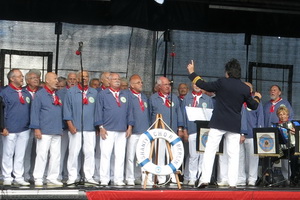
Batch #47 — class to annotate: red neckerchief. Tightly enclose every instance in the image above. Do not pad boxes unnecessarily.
[9,83,25,104]
[44,86,62,106]
[109,87,120,107]
[101,85,106,90]
[66,85,71,89]
[26,85,38,99]
[192,91,202,107]
[130,89,145,111]
[243,102,247,108]
[78,84,89,104]
[179,95,185,101]
[158,92,171,108]
[270,97,282,112]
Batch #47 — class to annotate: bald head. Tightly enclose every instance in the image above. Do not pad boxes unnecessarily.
[100,72,110,88]
[45,72,58,90]
[130,74,143,93]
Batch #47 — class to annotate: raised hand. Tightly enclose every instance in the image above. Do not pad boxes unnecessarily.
[187,60,195,74]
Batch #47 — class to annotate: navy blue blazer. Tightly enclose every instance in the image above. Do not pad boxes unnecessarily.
[189,73,259,133]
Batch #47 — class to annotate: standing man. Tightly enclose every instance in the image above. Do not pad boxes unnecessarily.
[30,72,63,186]
[66,72,78,89]
[56,72,79,182]
[125,74,151,186]
[149,76,184,184]
[95,73,134,186]
[57,77,67,90]
[89,78,100,89]
[24,69,41,184]
[187,59,261,188]
[263,85,293,180]
[181,83,214,186]
[178,83,189,102]
[120,78,129,90]
[94,71,110,182]
[263,85,294,127]
[238,82,264,186]
[98,72,110,91]
[64,70,98,185]
[1,68,31,186]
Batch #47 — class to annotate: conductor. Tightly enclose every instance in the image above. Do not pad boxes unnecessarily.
[187,59,262,188]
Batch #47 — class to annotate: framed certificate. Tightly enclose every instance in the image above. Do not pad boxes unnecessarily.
[253,128,280,157]
[195,121,224,154]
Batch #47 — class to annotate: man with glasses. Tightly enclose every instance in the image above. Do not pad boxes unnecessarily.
[24,69,41,184]
[95,73,134,186]
[125,74,151,186]
[1,68,31,186]
[149,76,184,184]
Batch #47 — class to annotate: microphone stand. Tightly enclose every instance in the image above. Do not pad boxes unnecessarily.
[79,48,85,186]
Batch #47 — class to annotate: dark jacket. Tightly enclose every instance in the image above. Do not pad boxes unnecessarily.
[189,73,259,133]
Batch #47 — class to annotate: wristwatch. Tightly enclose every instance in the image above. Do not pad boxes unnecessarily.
[241,134,245,136]
[99,125,104,129]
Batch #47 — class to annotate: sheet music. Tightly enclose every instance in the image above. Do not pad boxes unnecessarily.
[185,106,213,121]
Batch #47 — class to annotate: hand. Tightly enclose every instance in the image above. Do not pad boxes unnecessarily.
[187,60,195,74]
[67,121,77,134]
[126,126,132,138]
[35,129,42,140]
[291,127,295,135]
[240,135,245,144]
[1,128,9,136]
[99,127,108,140]
[183,129,189,142]
[254,92,262,99]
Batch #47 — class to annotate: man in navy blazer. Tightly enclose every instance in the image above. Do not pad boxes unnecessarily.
[187,58,262,188]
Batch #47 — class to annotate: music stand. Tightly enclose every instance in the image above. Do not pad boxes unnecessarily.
[253,127,283,186]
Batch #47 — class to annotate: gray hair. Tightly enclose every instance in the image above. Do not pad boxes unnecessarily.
[7,68,20,82]
[25,69,41,81]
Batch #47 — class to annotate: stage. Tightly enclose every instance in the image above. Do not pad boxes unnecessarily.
[1,183,300,200]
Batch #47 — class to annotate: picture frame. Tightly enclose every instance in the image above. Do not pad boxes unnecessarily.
[253,127,281,157]
[195,121,224,154]
[294,126,300,155]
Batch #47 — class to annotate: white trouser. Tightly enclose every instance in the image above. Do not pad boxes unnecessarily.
[100,131,127,184]
[2,130,30,182]
[58,129,69,181]
[33,134,61,182]
[217,138,228,183]
[68,131,96,181]
[200,128,240,187]
[188,133,203,182]
[125,134,140,182]
[156,138,176,183]
[94,135,101,181]
[281,159,290,180]
[238,138,259,184]
[0,136,3,180]
[183,140,190,181]
[24,129,34,181]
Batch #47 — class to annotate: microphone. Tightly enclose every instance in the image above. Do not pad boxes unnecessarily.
[76,42,83,55]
